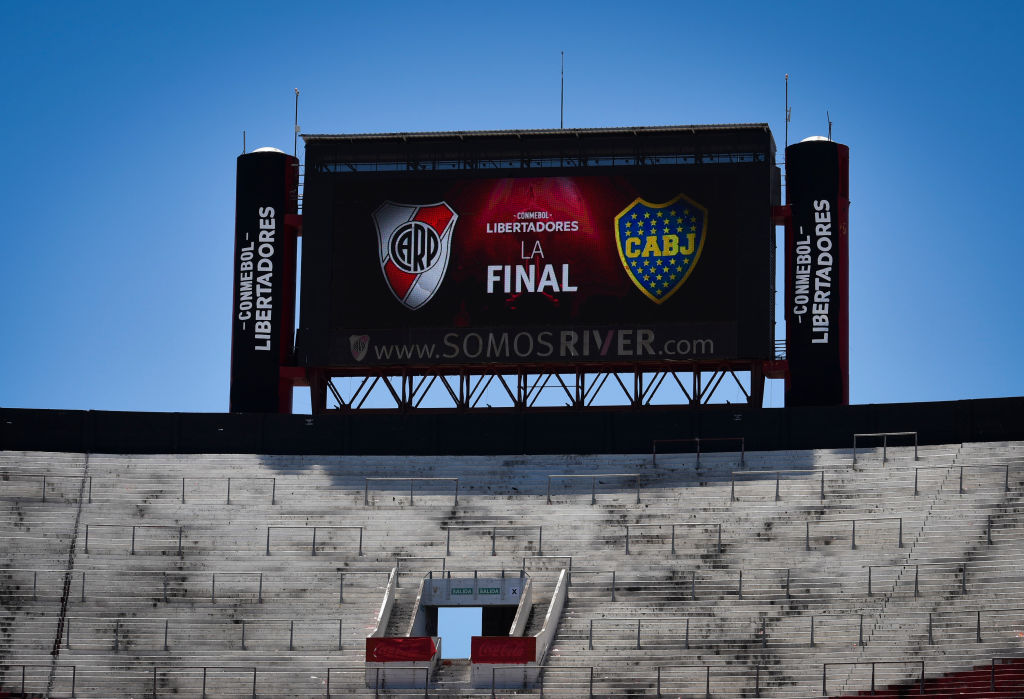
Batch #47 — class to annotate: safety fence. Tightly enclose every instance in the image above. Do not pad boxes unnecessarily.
[652,436,745,466]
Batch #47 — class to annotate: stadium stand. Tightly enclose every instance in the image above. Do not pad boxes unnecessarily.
[2,439,1023,696]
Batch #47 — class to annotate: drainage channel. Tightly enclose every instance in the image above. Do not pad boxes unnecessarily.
[46,452,90,699]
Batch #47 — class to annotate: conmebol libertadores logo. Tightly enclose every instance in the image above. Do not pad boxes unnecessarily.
[373,201,457,310]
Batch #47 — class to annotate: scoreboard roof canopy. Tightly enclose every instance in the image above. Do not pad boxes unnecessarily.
[303,124,776,174]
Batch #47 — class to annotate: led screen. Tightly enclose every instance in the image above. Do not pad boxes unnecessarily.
[299,164,774,369]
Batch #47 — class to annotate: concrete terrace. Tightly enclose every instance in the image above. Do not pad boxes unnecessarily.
[1,439,1023,696]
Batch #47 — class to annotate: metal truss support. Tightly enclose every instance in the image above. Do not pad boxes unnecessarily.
[311,361,766,414]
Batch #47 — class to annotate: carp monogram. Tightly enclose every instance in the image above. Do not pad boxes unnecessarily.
[373,201,458,310]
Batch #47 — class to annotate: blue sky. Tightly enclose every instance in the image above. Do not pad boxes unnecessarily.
[2,1,1022,412]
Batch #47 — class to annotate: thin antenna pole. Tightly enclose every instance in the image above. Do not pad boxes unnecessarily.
[560,51,564,129]
[784,74,789,150]
[827,110,833,141]
[294,88,300,158]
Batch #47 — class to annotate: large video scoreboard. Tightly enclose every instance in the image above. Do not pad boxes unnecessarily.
[296,125,780,371]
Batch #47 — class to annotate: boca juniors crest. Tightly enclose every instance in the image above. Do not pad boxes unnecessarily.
[614,194,707,303]
[373,201,458,310]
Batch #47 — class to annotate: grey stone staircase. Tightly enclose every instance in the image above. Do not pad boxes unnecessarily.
[0,440,1021,696]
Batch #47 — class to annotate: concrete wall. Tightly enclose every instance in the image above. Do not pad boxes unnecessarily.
[2,396,1023,455]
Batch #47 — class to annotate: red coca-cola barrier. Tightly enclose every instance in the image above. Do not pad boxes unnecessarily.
[471,636,537,664]
[365,637,438,662]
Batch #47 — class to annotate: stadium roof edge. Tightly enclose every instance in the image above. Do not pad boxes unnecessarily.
[302,123,773,143]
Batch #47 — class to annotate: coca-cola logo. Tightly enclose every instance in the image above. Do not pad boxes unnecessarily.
[471,636,536,664]
[366,637,437,662]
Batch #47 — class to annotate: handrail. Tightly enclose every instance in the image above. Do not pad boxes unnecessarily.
[369,665,432,696]
[588,616,697,650]
[6,658,1019,697]
[324,667,365,699]
[822,660,924,696]
[487,664,541,692]
[913,461,1022,495]
[1,473,279,505]
[852,431,918,464]
[364,476,458,506]
[623,522,721,554]
[805,516,903,550]
[83,523,183,555]
[181,476,276,504]
[151,666,260,699]
[0,662,62,697]
[806,612,868,647]
[394,556,446,587]
[546,473,640,504]
[266,525,363,556]
[569,567,787,602]
[0,472,88,502]
[7,557,1003,606]
[866,559,972,595]
[59,615,344,652]
[654,664,713,699]
[443,524,542,556]
[730,468,821,501]
[652,436,745,465]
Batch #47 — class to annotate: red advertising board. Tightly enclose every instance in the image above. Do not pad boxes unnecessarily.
[470,636,536,664]
[365,636,438,662]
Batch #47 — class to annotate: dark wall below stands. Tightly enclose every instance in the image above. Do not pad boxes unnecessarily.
[1,397,1022,456]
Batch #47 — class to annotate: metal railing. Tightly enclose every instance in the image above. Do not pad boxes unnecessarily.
[1,556,994,607]
[0,472,86,502]
[364,476,459,506]
[588,616,702,650]
[0,567,399,604]
[6,657,1019,697]
[0,663,59,697]
[369,665,432,697]
[181,476,276,504]
[807,613,868,647]
[805,516,903,550]
[913,461,1022,495]
[83,523,183,555]
[822,660,924,696]
[324,667,364,699]
[652,436,745,465]
[730,468,821,501]
[394,556,447,587]
[806,608,1024,647]
[546,473,640,504]
[623,522,722,554]
[265,525,363,556]
[443,524,542,556]
[57,615,343,652]
[547,566,792,602]
[487,664,539,692]
[852,431,918,464]
[151,666,260,698]
[655,664,714,698]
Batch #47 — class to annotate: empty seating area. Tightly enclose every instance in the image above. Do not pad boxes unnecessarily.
[1,439,1023,696]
